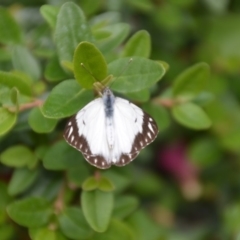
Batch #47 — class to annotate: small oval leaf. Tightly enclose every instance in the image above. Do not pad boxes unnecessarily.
[0,7,22,44]
[172,102,212,130]
[43,140,84,170]
[81,190,114,232]
[92,219,135,240]
[109,57,165,93]
[98,177,115,192]
[42,79,93,119]
[113,196,139,219]
[0,108,17,136]
[97,23,130,53]
[0,71,32,96]
[8,167,39,196]
[173,62,210,98]
[74,42,107,89]
[0,145,35,168]
[12,45,41,81]
[82,177,98,191]
[55,2,93,63]
[122,30,151,58]
[40,5,59,29]
[58,207,93,240]
[7,197,52,228]
[28,108,58,133]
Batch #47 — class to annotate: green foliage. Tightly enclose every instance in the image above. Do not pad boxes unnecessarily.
[7,197,52,228]
[73,42,107,89]
[55,2,92,64]
[109,57,165,93]
[81,190,114,232]
[121,30,151,58]
[0,145,35,167]
[0,7,22,44]
[172,102,211,130]
[42,80,93,118]
[58,207,93,239]
[0,0,239,239]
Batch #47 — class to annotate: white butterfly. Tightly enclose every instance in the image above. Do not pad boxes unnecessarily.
[64,87,158,169]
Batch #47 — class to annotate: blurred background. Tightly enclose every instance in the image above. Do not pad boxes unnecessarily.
[1,0,240,239]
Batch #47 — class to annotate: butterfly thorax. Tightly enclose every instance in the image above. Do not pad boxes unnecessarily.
[102,88,115,151]
[102,88,115,118]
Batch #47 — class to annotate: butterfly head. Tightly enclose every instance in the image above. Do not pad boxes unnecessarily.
[102,87,114,97]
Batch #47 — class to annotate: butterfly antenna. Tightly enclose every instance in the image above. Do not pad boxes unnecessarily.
[108,58,133,88]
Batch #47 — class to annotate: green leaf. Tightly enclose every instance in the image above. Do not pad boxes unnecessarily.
[43,140,85,170]
[113,196,139,219]
[26,173,62,202]
[7,197,52,228]
[55,2,93,64]
[73,41,107,89]
[90,12,121,28]
[0,71,32,96]
[132,170,163,196]
[29,228,67,240]
[0,182,11,210]
[97,23,130,53]
[8,167,39,196]
[0,48,11,62]
[0,7,22,44]
[82,176,115,192]
[12,45,41,81]
[81,190,114,232]
[98,177,115,192]
[40,5,59,29]
[80,0,101,16]
[0,108,17,136]
[128,0,154,12]
[44,55,69,82]
[142,103,170,131]
[42,79,93,119]
[127,210,162,240]
[122,30,151,58]
[0,224,14,240]
[91,219,135,240]
[173,62,210,98]
[125,89,150,103]
[102,170,131,193]
[0,145,35,168]
[172,102,212,130]
[109,57,165,93]
[82,177,98,191]
[58,207,93,240]
[10,87,19,109]
[67,164,90,187]
[187,137,222,167]
[28,108,58,133]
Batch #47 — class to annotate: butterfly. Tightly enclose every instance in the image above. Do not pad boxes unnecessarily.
[64,87,158,169]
